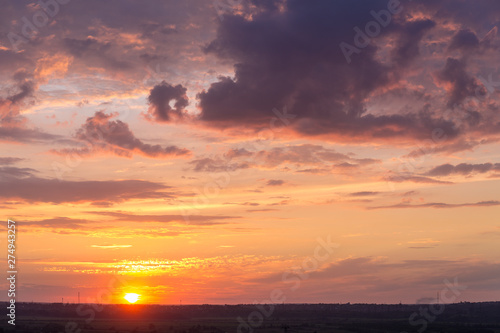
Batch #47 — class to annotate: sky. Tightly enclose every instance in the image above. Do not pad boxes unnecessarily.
[0,0,499,305]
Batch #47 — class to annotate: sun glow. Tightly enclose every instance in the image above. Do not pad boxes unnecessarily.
[124,293,140,303]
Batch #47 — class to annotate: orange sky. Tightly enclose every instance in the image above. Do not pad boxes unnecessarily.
[1,0,499,304]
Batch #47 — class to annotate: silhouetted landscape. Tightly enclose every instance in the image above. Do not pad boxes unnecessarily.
[2,302,500,333]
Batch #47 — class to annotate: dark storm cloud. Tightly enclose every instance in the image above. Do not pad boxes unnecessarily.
[0,0,216,85]
[195,0,461,141]
[436,57,486,107]
[3,0,496,146]
[392,19,436,67]
[63,37,133,71]
[415,0,500,33]
[0,73,59,143]
[0,49,31,77]
[6,79,35,104]
[140,23,177,38]
[448,29,480,52]
[0,74,35,125]
[55,111,190,158]
[426,162,500,176]
[146,81,189,122]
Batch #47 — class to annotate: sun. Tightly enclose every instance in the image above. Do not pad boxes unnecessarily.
[124,293,140,304]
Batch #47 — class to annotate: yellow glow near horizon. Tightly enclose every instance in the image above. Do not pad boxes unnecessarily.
[124,293,140,303]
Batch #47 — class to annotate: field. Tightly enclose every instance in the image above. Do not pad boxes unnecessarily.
[1,302,500,333]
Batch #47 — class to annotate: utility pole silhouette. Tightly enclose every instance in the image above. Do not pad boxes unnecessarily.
[78,292,80,304]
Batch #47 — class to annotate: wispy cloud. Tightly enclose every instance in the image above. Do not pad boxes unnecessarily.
[426,163,500,177]
[369,201,500,210]
[91,244,132,249]
[89,211,241,225]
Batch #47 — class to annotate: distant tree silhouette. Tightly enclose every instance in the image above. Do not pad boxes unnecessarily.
[149,323,158,333]
[41,323,64,333]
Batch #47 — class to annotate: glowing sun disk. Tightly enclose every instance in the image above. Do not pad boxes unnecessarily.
[124,293,140,303]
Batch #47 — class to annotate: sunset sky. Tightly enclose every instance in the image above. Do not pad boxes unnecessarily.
[1,0,499,305]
